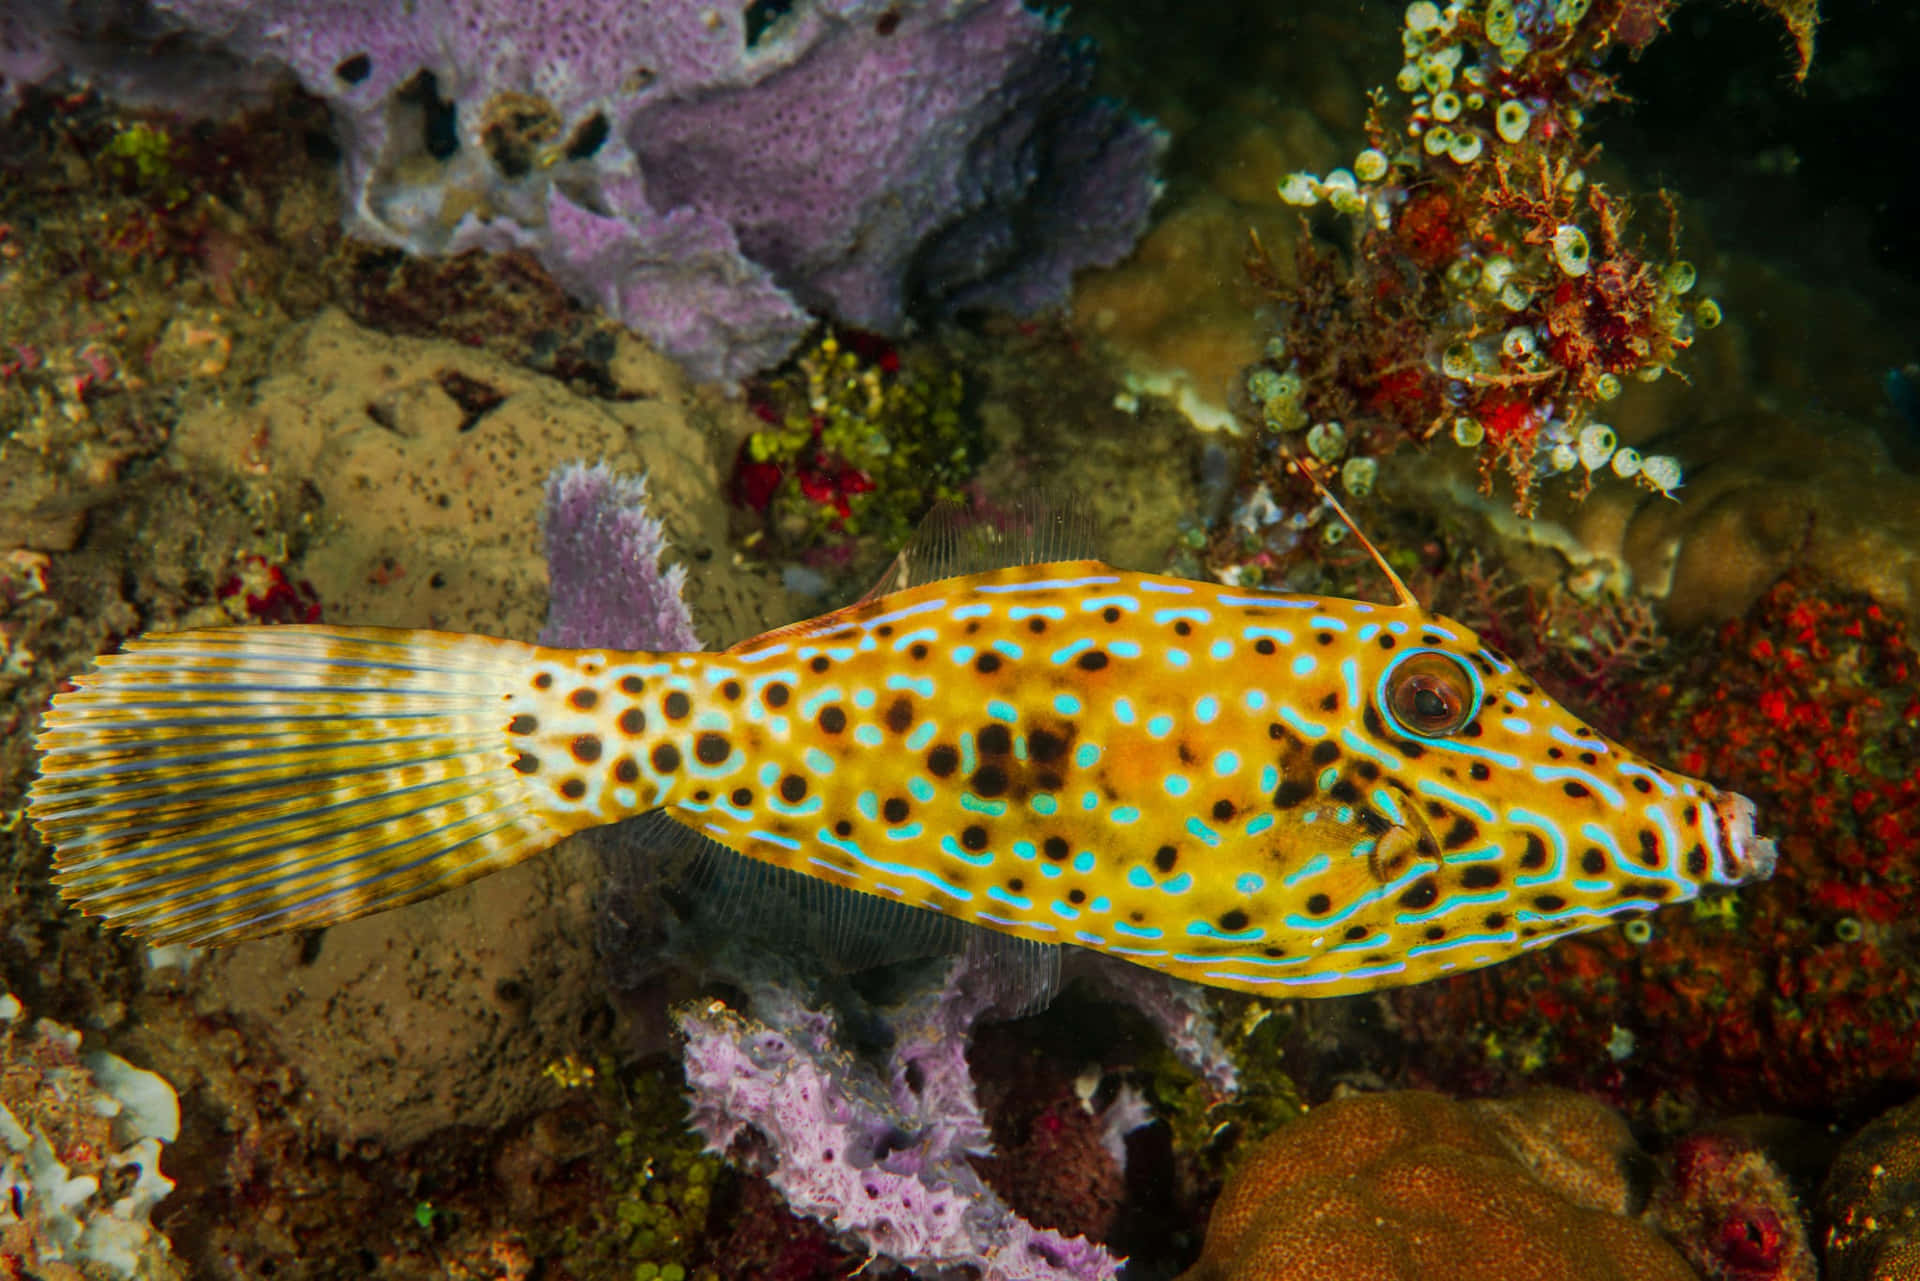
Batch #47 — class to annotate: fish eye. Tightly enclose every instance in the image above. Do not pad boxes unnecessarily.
[1381,650,1479,738]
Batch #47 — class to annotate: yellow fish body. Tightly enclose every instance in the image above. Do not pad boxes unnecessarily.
[28,556,1775,996]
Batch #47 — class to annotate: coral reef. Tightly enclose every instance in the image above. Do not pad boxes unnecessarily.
[1821,1095,1920,1281]
[1177,1088,1697,1281]
[1392,572,1920,1119]
[7,0,1162,384]
[731,327,983,586]
[540,462,700,653]
[1651,1130,1816,1281]
[0,985,183,1279]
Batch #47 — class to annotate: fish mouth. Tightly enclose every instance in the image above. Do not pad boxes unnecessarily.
[1709,791,1778,885]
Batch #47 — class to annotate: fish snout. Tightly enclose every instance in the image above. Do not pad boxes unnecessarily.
[1710,791,1778,886]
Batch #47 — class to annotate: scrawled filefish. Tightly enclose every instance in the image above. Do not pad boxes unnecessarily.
[26,500,1775,997]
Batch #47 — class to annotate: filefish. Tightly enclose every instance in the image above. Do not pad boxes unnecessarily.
[26,500,1776,997]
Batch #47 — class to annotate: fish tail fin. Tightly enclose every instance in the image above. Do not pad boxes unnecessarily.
[27,625,594,947]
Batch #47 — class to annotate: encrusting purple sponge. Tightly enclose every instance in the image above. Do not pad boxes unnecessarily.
[7,0,1163,384]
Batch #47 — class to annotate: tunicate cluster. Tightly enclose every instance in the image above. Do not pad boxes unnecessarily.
[1247,365,1307,432]
[1342,455,1379,496]
[1306,420,1348,462]
[1451,416,1485,447]
[1495,100,1530,144]
[1551,224,1591,276]
[1576,422,1615,470]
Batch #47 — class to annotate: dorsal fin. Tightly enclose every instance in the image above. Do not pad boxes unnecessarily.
[855,490,1103,601]
[1287,453,1420,610]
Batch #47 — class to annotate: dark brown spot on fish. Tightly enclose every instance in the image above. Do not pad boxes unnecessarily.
[1683,803,1698,825]
[1581,847,1607,875]
[692,788,710,803]
[720,680,741,700]
[1027,617,1047,634]
[1029,729,1068,762]
[1357,808,1393,836]
[1442,818,1478,850]
[779,774,807,802]
[1686,844,1708,876]
[1354,760,1382,782]
[966,621,981,634]
[1625,880,1673,899]
[1305,893,1332,915]
[1272,779,1312,808]
[1329,779,1361,805]
[1268,722,1283,739]
[1563,781,1591,799]
[1068,888,1086,904]
[1212,799,1236,821]
[571,734,602,763]
[978,723,1012,756]
[1311,741,1340,766]
[1344,924,1368,940]
[652,743,680,772]
[619,675,644,695]
[911,643,930,660]
[570,688,599,711]
[1263,945,1288,957]
[1463,721,1483,738]
[1402,740,1426,758]
[1173,620,1192,636]
[819,706,847,734]
[614,757,640,785]
[1484,911,1507,929]
[1009,877,1025,893]
[765,682,791,708]
[1461,865,1500,889]
[1255,637,1277,655]
[883,797,910,824]
[1037,771,1063,791]
[1220,909,1250,932]
[512,751,539,774]
[1317,632,1336,646]
[619,708,646,736]
[508,714,538,736]
[1130,910,1146,923]
[1425,801,1447,819]
[884,698,914,734]
[1399,878,1439,909]
[732,787,753,806]
[1424,925,1446,941]
[962,825,989,851]
[1044,836,1070,862]
[875,624,894,638]
[810,656,831,673]
[928,744,959,777]
[1077,650,1109,672]
[1630,776,1653,794]
[1154,845,1178,873]
[835,819,854,837]
[972,765,1008,797]
[975,652,1002,674]
[1638,830,1662,867]
[1520,833,1549,870]
[1379,634,1397,650]
[559,777,587,800]
[534,672,553,690]
[1102,606,1122,623]
[1320,692,1340,712]
[664,691,691,720]
[1177,743,1195,765]
[1421,633,1445,647]
[694,733,730,765]
[1548,746,1565,760]
[1469,762,1492,782]
[1580,751,1598,766]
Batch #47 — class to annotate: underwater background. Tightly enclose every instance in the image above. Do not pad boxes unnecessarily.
[1,0,1917,1278]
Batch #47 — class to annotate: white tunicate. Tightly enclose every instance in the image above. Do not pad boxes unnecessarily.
[1306,420,1348,462]
[1323,522,1349,546]
[1548,443,1578,472]
[1328,188,1367,217]
[1421,59,1454,93]
[1264,335,1287,361]
[1665,260,1697,295]
[1495,99,1530,144]
[1463,64,1488,88]
[1577,422,1617,470]
[1342,456,1380,496]
[1432,42,1464,69]
[1440,340,1479,381]
[1431,90,1463,122]
[1323,168,1358,194]
[1355,148,1389,182]
[1499,37,1531,67]
[1398,63,1425,92]
[1696,298,1724,329]
[1406,1,1442,31]
[1594,372,1622,400]
[1552,224,1591,276]
[1423,126,1454,157]
[1609,446,1642,478]
[1274,371,1304,401]
[1247,369,1284,404]
[1555,0,1590,23]
[1447,130,1484,164]
[1446,257,1481,291]
[1452,416,1485,447]
[1480,256,1515,294]
[1279,173,1321,206]
[1501,326,1537,361]
[1640,453,1683,495]
[1500,280,1533,312]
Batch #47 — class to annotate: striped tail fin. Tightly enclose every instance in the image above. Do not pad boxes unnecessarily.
[27,625,585,947]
